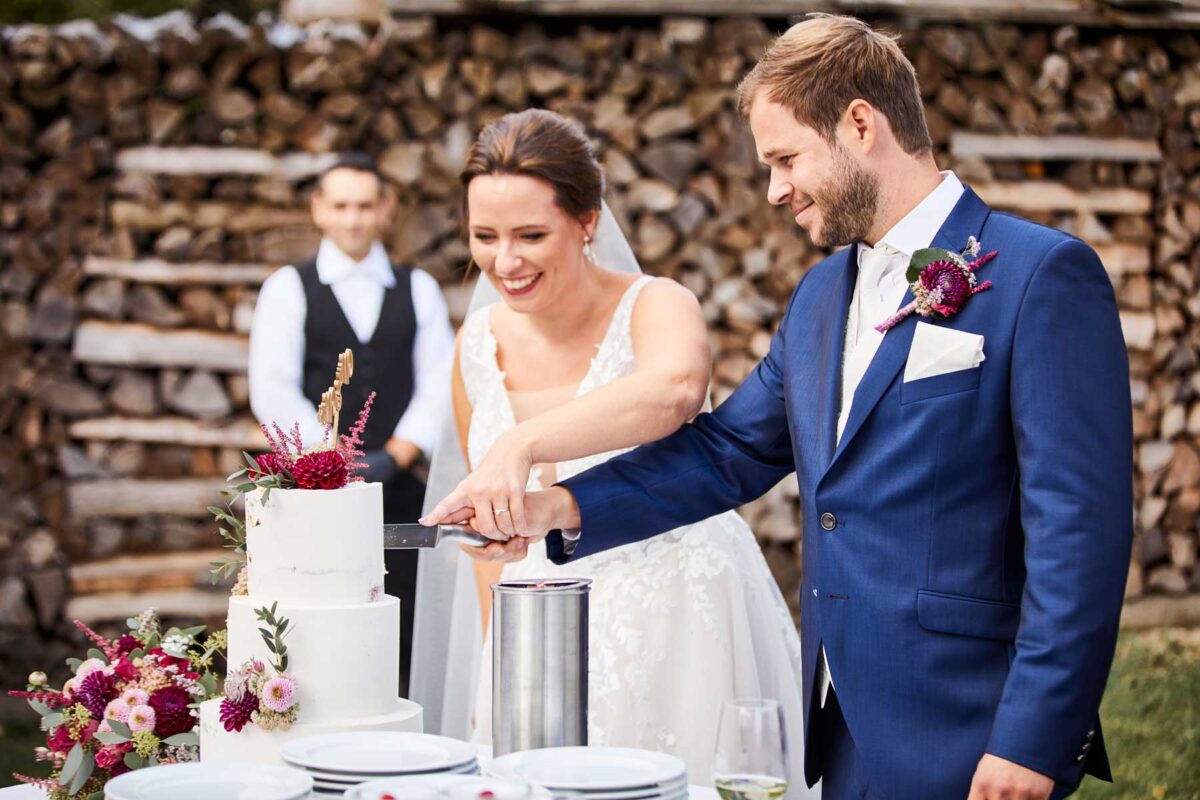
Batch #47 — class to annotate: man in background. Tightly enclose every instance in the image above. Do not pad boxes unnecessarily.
[249,152,455,694]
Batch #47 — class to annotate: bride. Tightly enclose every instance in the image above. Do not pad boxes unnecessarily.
[412,108,815,795]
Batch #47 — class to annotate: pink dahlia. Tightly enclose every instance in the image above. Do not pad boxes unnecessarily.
[104,699,130,723]
[260,676,297,713]
[148,685,194,738]
[219,691,258,732]
[119,687,149,708]
[127,704,156,733]
[292,449,348,490]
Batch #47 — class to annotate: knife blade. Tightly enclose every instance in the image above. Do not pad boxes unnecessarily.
[383,522,492,549]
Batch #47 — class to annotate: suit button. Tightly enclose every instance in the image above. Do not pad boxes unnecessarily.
[820,513,837,531]
[812,589,819,597]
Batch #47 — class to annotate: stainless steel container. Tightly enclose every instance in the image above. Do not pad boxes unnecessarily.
[492,578,591,756]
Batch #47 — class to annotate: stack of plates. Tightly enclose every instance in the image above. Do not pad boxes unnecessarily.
[104,762,312,800]
[348,774,554,799]
[486,747,688,799]
[280,732,479,796]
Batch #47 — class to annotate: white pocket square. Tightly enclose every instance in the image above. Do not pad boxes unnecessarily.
[903,322,985,383]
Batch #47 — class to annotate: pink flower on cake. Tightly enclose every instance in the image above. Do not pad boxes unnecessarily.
[219,690,258,732]
[127,704,156,732]
[260,676,297,713]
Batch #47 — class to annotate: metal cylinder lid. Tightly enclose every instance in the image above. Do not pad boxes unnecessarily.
[491,578,592,594]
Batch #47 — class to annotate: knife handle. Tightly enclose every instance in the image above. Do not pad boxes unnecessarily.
[438,524,492,548]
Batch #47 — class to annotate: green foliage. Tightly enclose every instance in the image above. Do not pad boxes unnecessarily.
[255,601,292,674]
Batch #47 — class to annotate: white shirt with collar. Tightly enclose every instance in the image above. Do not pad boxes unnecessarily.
[818,170,965,708]
[248,238,455,456]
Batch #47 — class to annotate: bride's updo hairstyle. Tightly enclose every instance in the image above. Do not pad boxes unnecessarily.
[460,109,604,224]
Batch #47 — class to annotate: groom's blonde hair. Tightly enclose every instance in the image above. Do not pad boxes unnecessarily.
[737,14,932,155]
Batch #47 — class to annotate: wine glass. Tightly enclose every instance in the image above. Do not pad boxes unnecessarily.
[712,698,789,799]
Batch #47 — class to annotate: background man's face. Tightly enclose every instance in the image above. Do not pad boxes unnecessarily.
[310,168,392,260]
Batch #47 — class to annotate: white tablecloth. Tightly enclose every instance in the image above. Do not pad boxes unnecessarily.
[0,785,718,799]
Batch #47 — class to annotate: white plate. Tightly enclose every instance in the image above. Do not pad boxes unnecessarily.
[487,747,686,791]
[299,759,478,783]
[282,732,478,775]
[104,761,312,800]
[347,774,554,800]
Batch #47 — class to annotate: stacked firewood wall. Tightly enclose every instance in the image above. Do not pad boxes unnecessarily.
[0,11,1196,682]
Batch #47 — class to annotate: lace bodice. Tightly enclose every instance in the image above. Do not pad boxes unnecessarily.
[459,275,653,489]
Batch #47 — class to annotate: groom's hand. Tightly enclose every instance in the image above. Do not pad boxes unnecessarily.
[967,754,1054,800]
[459,488,582,565]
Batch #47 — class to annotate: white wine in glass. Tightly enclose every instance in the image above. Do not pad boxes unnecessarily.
[714,773,789,800]
[712,699,788,800]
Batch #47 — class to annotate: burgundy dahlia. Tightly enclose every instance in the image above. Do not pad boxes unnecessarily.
[291,449,348,490]
[919,260,972,317]
[219,691,258,732]
[75,670,117,720]
[116,635,140,656]
[148,685,194,738]
[251,453,285,479]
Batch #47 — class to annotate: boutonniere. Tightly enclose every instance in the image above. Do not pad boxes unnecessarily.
[875,236,998,333]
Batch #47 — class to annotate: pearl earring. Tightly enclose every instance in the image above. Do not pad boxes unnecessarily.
[583,237,596,263]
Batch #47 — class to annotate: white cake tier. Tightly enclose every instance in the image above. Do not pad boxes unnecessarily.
[226,594,400,723]
[198,697,423,765]
[245,481,384,605]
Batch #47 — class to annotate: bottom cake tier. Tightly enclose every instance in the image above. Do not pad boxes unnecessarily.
[198,697,423,764]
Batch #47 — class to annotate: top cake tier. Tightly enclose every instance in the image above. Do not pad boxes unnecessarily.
[245,481,385,605]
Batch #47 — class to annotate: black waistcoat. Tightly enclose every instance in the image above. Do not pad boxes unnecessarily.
[296,257,417,453]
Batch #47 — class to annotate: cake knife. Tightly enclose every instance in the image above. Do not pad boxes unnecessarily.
[382,523,492,549]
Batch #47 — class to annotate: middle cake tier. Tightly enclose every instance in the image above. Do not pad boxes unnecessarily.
[226,594,400,724]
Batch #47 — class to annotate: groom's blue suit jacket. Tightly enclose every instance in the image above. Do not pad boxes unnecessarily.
[551,187,1133,798]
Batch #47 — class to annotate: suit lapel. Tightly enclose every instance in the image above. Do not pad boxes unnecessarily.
[825,187,992,472]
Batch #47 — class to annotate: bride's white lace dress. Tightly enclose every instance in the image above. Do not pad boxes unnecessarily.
[461,276,816,796]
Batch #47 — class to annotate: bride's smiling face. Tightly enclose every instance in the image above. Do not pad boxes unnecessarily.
[467,173,598,313]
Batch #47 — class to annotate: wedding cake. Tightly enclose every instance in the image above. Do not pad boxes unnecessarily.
[198,480,423,763]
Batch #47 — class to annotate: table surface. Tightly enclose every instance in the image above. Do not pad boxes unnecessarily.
[0,784,719,799]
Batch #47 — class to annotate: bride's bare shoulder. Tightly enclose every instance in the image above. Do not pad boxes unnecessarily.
[631,276,704,323]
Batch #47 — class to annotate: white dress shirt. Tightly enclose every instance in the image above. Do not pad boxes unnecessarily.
[248,238,455,456]
[819,170,965,708]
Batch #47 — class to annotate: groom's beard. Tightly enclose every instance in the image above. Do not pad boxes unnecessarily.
[808,147,879,249]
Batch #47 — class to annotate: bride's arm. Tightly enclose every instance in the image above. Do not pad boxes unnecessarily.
[516,278,710,463]
[423,278,710,539]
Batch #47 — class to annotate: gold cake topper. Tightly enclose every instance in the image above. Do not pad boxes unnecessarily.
[317,349,355,442]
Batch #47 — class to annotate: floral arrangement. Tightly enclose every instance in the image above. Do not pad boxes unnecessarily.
[875,236,999,333]
[210,348,375,585]
[217,603,300,733]
[7,609,225,799]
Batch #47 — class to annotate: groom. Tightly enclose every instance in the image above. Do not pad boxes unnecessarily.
[476,14,1133,800]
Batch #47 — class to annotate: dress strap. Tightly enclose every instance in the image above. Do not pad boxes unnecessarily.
[458,304,500,408]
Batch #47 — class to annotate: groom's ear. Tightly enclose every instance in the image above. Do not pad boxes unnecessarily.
[843,98,882,153]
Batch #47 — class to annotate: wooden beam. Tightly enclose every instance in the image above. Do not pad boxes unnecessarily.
[72,320,248,371]
[1094,243,1152,279]
[66,588,230,624]
[71,549,229,595]
[68,478,233,520]
[952,133,1162,163]
[69,416,267,450]
[116,147,338,181]
[973,181,1152,215]
[111,200,313,232]
[382,0,1200,26]
[83,256,276,286]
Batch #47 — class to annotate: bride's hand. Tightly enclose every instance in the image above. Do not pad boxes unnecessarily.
[420,431,534,539]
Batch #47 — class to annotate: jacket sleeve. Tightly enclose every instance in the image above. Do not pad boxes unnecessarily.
[984,237,1133,783]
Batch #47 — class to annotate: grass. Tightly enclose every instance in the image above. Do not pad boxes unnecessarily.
[0,629,1197,796]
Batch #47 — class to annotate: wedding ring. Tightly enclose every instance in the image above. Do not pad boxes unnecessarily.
[495,508,509,514]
